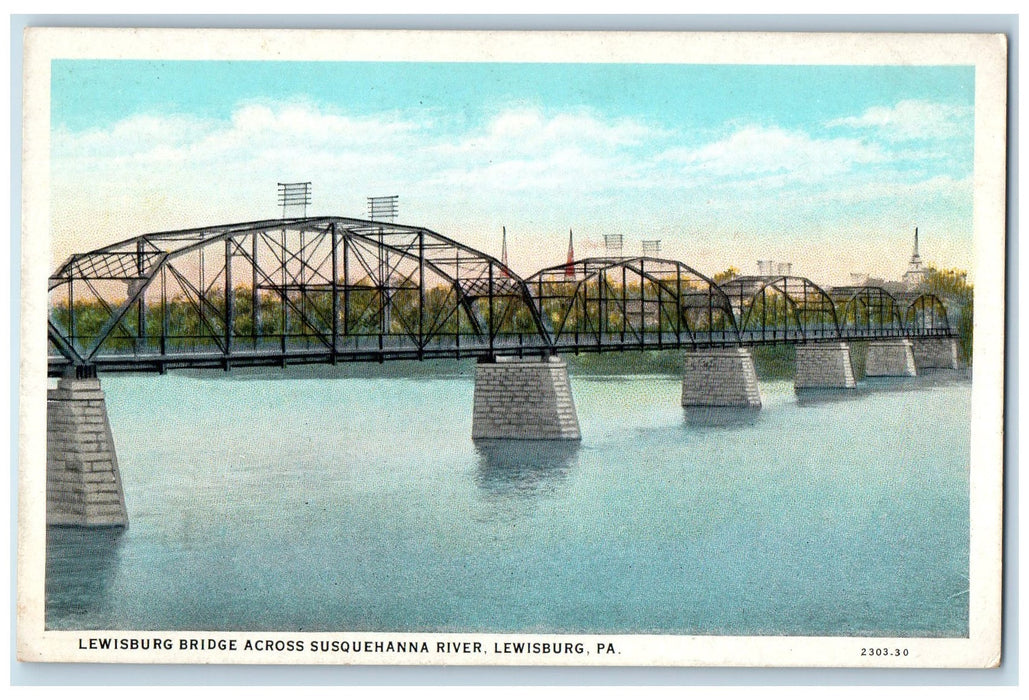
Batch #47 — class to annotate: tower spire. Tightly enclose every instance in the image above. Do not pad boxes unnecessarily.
[500,226,510,277]
[564,229,575,280]
[903,225,926,290]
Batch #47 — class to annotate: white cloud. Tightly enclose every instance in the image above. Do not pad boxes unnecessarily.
[659,126,884,184]
[825,100,973,141]
[52,101,427,168]
[48,101,974,280]
[448,106,658,156]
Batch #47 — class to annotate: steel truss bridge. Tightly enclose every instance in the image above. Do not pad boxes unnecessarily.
[48,217,954,377]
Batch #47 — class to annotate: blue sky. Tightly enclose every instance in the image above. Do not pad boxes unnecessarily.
[49,60,976,284]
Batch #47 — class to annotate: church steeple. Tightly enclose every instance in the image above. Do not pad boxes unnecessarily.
[903,226,927,290]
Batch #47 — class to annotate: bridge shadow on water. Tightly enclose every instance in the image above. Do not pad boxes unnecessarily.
[795,368,971,407]
[682,406,762,430]
[472,440,580,500]
[45,526,125,629]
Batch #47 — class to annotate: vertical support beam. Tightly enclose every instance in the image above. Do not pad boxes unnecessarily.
[160,267,168,359]
[707,284,714,342]
[47,373,128,527]
[488,262,495,352]
[675,269,682,344]
[621,265,627,343]
[418,231,425,353]
[68,278,76,350]
[199,246,205,340]
[224,237,233,359]
[330,224,339,358]
[682,348,762,408]
[639,259,645,349]
[342,234,350,339]
[136,240,146,343]
[252,232,259,346]
[280,229,287,352]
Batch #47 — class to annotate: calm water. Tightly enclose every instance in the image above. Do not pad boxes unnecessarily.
[46,365,970,636]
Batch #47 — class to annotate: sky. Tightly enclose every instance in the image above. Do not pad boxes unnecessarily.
[48,60,976,285]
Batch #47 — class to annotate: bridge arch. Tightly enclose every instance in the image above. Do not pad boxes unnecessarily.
[524,256,739,347]
[48,217,552,372]
[717,276,841,342]
[904,293,952,335]
[831,286,905,338]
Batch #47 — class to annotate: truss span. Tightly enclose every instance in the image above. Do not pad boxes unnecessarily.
[48,217,553,373]
[47,217,958,375]
[830,286,906,339]
[718,275,841,343]
[904,293,952,335]
[525,256,739,349]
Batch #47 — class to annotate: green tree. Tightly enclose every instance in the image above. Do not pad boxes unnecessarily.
[917,265,973,364]
[712,267,740,284]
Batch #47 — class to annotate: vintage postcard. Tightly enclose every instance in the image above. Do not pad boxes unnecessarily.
[18,28,1007,667]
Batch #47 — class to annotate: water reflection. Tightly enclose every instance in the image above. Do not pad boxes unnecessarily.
[796,369,970,407]
[683,407,762,430]
[795,387,868,407]
[473,440,580,499]
[46,526,124,629]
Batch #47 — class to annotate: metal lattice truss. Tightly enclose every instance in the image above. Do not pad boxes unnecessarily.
[525,257,739,348]
[719,276,841,342]
[47,217,955,374]
[48,217,549,371]
[831,286,906,337]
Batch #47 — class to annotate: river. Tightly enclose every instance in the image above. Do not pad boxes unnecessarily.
[46,363,970,636]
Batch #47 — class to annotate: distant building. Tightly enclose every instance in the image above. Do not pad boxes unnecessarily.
[902,227,928,290]
[756,260,792,277]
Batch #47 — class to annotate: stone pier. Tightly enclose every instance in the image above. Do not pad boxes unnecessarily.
[472,356,581,440]
[682,348,762,408]
[911,337,960,370]
[865,339,918,377]
[794,343,856,390]
[47,376,128,527]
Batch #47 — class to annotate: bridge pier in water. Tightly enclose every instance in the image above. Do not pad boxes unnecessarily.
[472,356,581,440]
[682,348,762,409]
[794,342,856,390]
[865,339,918,377]
[911,337,960,370]
[46,373,128,528]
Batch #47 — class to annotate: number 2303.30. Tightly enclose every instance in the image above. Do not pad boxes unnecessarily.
[861,648,909,657]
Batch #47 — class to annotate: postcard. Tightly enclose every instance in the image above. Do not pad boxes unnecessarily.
[18,27,1007,667]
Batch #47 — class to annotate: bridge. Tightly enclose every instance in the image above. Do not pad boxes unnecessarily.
[45,216,961,527]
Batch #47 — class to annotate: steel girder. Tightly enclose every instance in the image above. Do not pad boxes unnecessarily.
[718,275,841,342]
[525,256,740,348]
[48,217,552,372]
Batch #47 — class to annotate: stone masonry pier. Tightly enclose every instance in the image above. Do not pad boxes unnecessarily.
[795,342,856,390]
[682,348,762,408]
[47,376,128,527]
[865,339,918,377]
[911,337,960,370]
[472,356,581,440]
